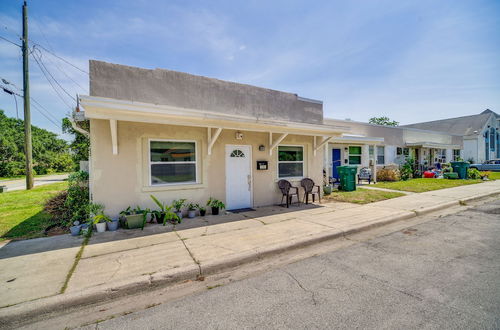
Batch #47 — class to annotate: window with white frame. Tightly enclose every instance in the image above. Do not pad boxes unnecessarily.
[453,149,461,161]
[150,140,197,185]
[376,146,385,165]
[348,146,362,165]
[278,146,304,178]
[435,149,446,163]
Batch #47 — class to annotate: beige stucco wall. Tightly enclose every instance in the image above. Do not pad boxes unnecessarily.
[90,119,324,217]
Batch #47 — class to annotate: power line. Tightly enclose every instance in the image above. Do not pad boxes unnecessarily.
[31,43,88,74]
[1,85,19,119]
[1,76,67,121]
[32,47,76,101]
[1,84,61,129]
[1,22,22,39]
[0,35,21,47]
[38,48,86,90]
[31,51,75,110]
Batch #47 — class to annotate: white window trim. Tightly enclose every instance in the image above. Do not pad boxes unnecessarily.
[148,138,199,187]
[277,144,305,179]
[348,145,362,165]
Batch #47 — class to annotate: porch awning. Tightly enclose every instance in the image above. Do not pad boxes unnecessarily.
[406,142,461,149]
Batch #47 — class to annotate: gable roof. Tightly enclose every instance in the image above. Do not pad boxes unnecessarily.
[401,110,498,136]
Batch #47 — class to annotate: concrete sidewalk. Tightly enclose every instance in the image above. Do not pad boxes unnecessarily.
[1,180,500,320]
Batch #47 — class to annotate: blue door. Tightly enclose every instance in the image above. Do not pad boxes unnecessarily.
[332,149,341,180]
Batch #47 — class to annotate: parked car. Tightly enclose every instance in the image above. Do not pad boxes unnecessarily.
[469,159,500,171]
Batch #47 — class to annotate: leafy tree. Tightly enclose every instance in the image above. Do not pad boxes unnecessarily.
[62,117,89,165]
[0,110,74,177]
[369,116,399,126]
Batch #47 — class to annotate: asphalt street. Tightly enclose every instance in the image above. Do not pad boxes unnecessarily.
[0,174,68,192]
[82,198,499,329]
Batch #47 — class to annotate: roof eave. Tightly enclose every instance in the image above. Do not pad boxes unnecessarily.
[79,95,349,136]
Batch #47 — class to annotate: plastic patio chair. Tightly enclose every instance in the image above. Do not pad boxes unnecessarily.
[277,179,299,208]
[357,167,372,184]
[300,178,321,204]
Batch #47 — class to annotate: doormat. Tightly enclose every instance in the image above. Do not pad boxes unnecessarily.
[227,208,256,213]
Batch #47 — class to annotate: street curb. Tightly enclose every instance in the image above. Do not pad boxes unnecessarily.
[459,191,500,203]
[1,189,499,326]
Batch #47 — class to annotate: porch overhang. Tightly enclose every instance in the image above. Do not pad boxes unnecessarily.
[79,95,350,155]
[406,142,461,149]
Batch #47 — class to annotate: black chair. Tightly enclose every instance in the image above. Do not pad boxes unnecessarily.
[278,179,299,208]
[300,178,321,204]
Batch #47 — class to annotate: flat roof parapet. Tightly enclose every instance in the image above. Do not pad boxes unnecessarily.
[89,60,324,125]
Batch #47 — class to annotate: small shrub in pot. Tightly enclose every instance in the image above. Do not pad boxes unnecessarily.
[207,197,225,215]
[198,205,206,217]
[119,205,148,230]
[150,195,180,225]
[172,199,186,220]
[187,203,198,218]
[89,203,111,233]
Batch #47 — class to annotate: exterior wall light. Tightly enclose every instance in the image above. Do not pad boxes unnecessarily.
[259,145,265,151]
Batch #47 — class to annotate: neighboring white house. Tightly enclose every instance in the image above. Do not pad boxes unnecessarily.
[403,109,500,163]
[323,118,463,181]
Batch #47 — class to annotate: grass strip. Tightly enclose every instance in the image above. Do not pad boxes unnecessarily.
[60,234,90,294]
[373,178,482,193]
[324,188,405,204]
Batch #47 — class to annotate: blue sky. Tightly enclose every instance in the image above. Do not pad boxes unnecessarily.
[1,0,499,136]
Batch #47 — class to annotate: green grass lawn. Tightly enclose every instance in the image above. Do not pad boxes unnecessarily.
[487,172,500,180]
[323,188,405,204]
[0,182,68,241]
[374,178,482,193]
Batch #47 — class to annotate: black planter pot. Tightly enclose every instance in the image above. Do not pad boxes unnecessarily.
[211,207,219,215]
[200,209,206,216]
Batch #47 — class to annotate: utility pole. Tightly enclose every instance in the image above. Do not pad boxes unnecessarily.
[22,0,33,190]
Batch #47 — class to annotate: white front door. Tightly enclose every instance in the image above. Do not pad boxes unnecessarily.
[225,145,252,210]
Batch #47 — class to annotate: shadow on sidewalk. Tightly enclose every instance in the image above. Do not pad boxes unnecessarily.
[0,202,326,260]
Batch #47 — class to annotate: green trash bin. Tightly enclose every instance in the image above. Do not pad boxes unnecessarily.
[337,165,358,191]
[450,161,470,179]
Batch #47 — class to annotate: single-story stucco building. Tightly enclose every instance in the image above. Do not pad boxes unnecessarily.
[78,61,349,216]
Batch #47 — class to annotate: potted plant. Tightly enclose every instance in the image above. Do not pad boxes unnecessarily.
[70,221,81,236]
[198,205,207,217]
[207,197,225,215]
[88,203,111,233]
[81,223,90,235]
[151,195,180,225]
[93,213,112,233]
[172,199,186,220]
[187,203,198,218]
[323,185,332,195]
[119,206,147,230]
[107,217,119,231]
